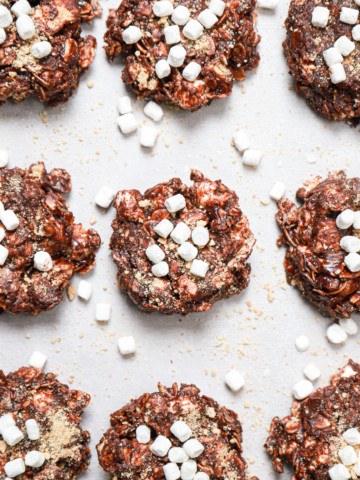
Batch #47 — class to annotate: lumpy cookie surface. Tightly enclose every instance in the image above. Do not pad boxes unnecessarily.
[276,171,360,319]
[110,169,255,314]
[104,0,260,111]
[0,0,101,107]
[0,162,101,315]
[97,382,258,480]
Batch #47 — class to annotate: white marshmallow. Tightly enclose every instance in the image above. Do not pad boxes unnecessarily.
[29,351,47,369]
[303,363,321,382]
[34,251,52,272]
[178,242,198,262]
[164,24,181,44]
[344,252,360,272]
[340,7,358,25]
[170,421,192,442]
[118,113,138,134]
[4,458,25,478]
[242,149,263,167]
[78,280,92,301]
[311,6,329,28]
[122,25,142,44]
[3,426,24,446]
[11,0,31,17]
[323,47,343,67]
[0,6,12,28]
[25,419,40,440]
[164,463,181,480]
[334,36,355,57]
[150,435,172,456]
[340,236,360,253]
[144,101,163,122]
[326,323,347,344]
[257,0,278,8]
[155,219,173,238]
[95,185,116,209]
[146,244,165,264]
[117,96,132,115]
[180,460,197,480]
[352,24,360,41]
[336,209,355,229]
[0,414,15,435]
[118,336,136,355]
[343,428,360,446]
[1,210,19,230]
[25,451,45,468]
[171,5,190,25]
[192,226,209,246]
[208,0,225,16]
[329,63,346,84]
[183,19,203,40]
[233,130,250,153]
[270,181,286,201]
[194,473,209,480]
[183,439,204,458]
[295,335,309,352]
[32,40,51,59]
[342,365,357,378]
[16,14,35,40]
[182,62,201,82]
[140,125,158,148]
[353,212,360,229]
[95,303,111,322]
[152,261,169,277]
[136,425,151,444]
[0,150,7,167]
[168,45,186,67]
[292,380,313,400]
[155,59,171,78]
[0,245,8,266]
[339,446,357,465]
[190,259,209,278]
[0,28,5,44]
[153,0,174,16]
[225,369,245,392]
[339,317,358,336]
[171,222,191,244]
[329,464,351,480]
[198,9,218,28]
[0,228,4,242]
[165,194,186,213]
[169,447,189,463]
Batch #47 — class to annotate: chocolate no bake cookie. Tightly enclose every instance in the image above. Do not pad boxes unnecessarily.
[265,360,360,480]
[104,0,260,111]
[0,367,90,479]
[97,382,258,480]
[284,0,360,125]
[110,169,255,314]
[0,0,101,107]
[0,162,100,315]
[276,171,360,319]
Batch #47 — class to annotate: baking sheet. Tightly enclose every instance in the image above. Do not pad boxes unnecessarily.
[0,0,359,478]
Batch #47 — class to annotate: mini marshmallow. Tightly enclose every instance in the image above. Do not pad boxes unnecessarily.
[34,251,53,272]
[171,222,191,244]
[0,28,5,44]
[178,242,198,262]
[164,463,181,480]
[354,212,360,229]
[95,303,111,322]
[198,9,218,29]
[16,14,35,40]
[192,226,209,246]
[153,0,174,16]
[1,210,19,230]
[0,6,12,28]
[150,435,172,456]
[169,447,189,463]
[136,425,151,444]
[95,185,116,209]
[183,19,203,40]
[336,209,355,229]
[78,280,92,301]
[117,96,132,115]
[25,451,45,468]
[32,41,51,59]
[303,363,321,382]
[140,125,158,148]
[122,25,142,44]
[11,0,31,17]
[208,0,225,16]
[152,261,169,277]
[182,62,201,82]
[311,6,329,28]
[242,149,263,167]
[323,47,343,67]
[344,252,360,272]
[180,460,197,480]
[334,36,355,57]
[0,150,8,167]
[155,219,173,238]
[118,112,138,134]
[25,419,40,440]
[225,369,245,392]
[164,24,181,44]
[118,336,136,355]
[194,474,210,480]
[190,259,209,278]
[170,421,192,442]
[168,45,187,67]
[292,380,313,400]
[233,130,250,153]
[329,464,351,480]
[340,7,358,25]
[327,323,347,344]
[146,244,166,264]
[330,63,346,84]
[352,24,360,41]
[0,245,8,266]
[0,414,15,435]
[0,228,4,242]
[155,59,171,78]
[3,426,24,446]
[183,439,204,458]
[165,194,186,213]
[29,351,47,369]
[270,181,286,201]
[171,5,190,25]
[4,458,25,478]
[340,236,360,253]
[257,0,279,8]
[339,317,358,336]
[339,446,357,465]
[144,101,163,122]
[295,335,309,352]
[343,428,360,446]
[342,365,357,378]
